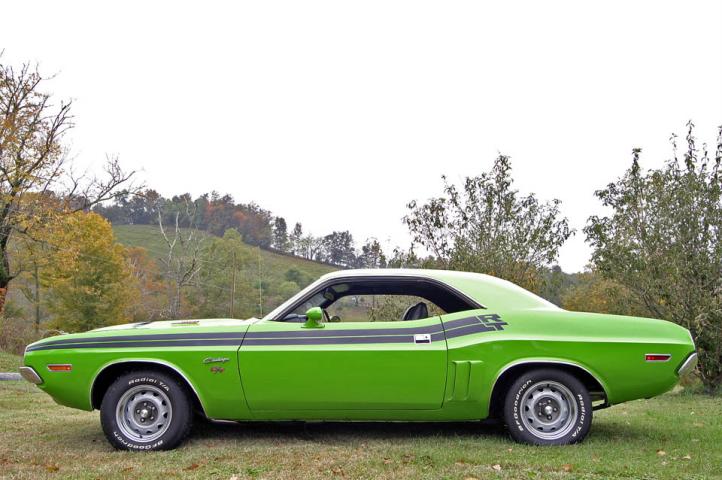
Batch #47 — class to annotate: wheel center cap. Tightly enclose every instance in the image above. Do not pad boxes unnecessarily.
[140,408,150,419]
[543,405,554,415]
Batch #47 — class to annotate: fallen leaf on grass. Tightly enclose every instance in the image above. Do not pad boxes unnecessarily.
[492,464,502,471]
[657,450,666,456]
[184,463,200,471]
[383,458,392,465]
[45,465,59,472]
[562,464,573,472]
[464,477,479,480]
[682,455,692,460]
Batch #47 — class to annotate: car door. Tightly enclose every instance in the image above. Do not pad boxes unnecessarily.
[238,314,448,411]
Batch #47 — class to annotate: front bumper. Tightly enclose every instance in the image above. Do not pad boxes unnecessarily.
[18,366,43,385]
[677,352,698,377]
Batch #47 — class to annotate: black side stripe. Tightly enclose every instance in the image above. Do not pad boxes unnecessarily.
[26,315,507,351]
[26,339,245,352]
[29,316,482,349]
[243,316,480,339]
[243,333,447,346]
[28,331,250,348]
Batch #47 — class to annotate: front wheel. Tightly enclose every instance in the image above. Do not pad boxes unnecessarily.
[503,368,592,445]
[100,370,192,451]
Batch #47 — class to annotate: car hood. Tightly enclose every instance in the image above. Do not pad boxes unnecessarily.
[25,318,257,351]
[91,318,259,332]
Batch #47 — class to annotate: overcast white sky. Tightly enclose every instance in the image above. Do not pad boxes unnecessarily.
[2,1,721,272]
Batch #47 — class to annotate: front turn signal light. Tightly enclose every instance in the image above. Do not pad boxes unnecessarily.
[47,364,72,372]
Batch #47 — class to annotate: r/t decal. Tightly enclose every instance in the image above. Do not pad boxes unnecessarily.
[477,314,508,331]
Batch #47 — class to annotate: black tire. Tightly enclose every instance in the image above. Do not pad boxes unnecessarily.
[503,368,592,446]
[100,369,193,451]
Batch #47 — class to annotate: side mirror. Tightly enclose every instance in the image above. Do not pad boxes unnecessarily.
[302,307,325,329]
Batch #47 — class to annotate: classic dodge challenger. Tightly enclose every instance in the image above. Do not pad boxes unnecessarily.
[20,269,697,450]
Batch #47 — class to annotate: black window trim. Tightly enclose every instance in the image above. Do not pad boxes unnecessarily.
[270,274,485,322]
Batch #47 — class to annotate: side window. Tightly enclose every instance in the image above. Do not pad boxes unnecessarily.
[326,295,445,322]
[275,277,478,322]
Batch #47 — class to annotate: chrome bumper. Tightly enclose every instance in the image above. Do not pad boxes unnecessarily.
[18,366,43,385]
[677,352,698,377]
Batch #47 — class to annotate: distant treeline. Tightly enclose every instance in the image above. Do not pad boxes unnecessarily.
[93,190,387,269]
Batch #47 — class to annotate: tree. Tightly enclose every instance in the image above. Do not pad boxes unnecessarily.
[289,222,303,255]
[561,270,647,316]
[320,230,356,266]
[272,216,289,251]
[0,58,137,312]
[284,268,311,288]
[297,234,323,261]
[43,212,135,332]
[125,246,166,321]
[157,199,205,319]
[192,229,253,319]
[585,123,722,392]
[356,238,387,268]
[404,155,572,292]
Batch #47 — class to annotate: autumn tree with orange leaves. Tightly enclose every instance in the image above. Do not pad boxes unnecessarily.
[0,56,138,313]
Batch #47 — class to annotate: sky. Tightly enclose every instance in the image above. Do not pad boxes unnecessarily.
[2,1,721,272]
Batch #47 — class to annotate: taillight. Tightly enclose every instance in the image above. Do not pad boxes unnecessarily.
[645,354,671,362]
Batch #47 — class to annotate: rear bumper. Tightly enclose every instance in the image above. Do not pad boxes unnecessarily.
[18,366,43,385]
[677,352,698,377]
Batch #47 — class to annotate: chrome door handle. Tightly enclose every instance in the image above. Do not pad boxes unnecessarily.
[414,334,431,344]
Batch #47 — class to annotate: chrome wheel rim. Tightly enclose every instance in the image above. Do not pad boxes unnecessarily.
[116,385,172,442]
[520,380,577,440]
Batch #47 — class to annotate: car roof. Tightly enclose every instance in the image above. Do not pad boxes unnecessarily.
[318,269,559,311]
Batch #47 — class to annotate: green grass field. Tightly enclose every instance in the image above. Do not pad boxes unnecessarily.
[1,351,719,480]
[0,350,21,372]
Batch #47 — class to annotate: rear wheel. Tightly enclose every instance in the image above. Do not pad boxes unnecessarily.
[100,370,192,451]
[503,368,592,445]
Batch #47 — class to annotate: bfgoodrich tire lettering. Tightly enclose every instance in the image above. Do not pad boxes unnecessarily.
[503,368,592,446]
[100,370,192,451]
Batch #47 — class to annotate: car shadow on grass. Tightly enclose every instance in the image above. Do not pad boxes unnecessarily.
[184,414,654,447]
[189,418,510,444]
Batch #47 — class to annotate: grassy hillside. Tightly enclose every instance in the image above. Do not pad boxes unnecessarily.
[112,224,337,316]
[114,224,336,280]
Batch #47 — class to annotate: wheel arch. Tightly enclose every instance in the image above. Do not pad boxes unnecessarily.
[488,359,609,419]
[90,359,207,416]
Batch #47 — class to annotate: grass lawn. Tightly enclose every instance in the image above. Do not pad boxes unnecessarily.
[0,378,719,480]
[0,350,20,372]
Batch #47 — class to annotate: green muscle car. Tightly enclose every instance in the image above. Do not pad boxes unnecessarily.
[20,269,697,450]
